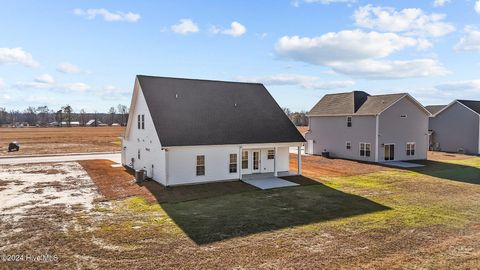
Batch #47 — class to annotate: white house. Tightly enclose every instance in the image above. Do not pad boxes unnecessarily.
[122,75,305,186]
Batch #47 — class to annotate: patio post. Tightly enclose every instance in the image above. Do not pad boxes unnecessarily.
[274,146,278,177]
[239,146,242,180]
[297,145,302,175]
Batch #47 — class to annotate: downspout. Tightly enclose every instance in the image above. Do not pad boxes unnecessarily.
[165,149,169,187]
[375,114,379,162]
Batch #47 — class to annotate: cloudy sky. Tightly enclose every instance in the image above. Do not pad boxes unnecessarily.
[1,0,480,112]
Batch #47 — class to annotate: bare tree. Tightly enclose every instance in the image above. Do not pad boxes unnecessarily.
[117,104,128,126]
[108,107,116,125]
[0,107,7,125]
[24,106,37,126]
[55,110,63,127]
[62,105,73,127]
[79,109,86,126]
[36,106,49,126]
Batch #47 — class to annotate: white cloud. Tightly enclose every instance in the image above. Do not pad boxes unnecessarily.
[0,78,5,90]
[237,74,355,90]
[435,80,480,91]
[434,0,450,7]
[171,19,199,34]
[275,30,418,64]
[35,74,55,84]
[353,5,455,37]
[57,63,82,74]
[455,26,480,51]
[222,21,246,37]
[0,47,39,68]
[292,0,356,7]
[209,21,247,37]
[476,1,480,14]
[63,82,90,92]
[14,76,90,92]
[73,8,140,22]
[328,59,449,79]
[274,30,449,79]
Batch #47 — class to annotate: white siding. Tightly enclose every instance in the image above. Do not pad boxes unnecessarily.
[378,97,429,161]
[122,82,166,185]
[167,145,291,186]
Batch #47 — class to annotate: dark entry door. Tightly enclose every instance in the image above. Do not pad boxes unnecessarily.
[384,144,395,161]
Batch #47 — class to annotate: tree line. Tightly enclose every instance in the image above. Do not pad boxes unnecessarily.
[283,108,308,126]
[0,105,129,127]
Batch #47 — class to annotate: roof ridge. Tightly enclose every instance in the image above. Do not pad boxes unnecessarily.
[137,74,263,85]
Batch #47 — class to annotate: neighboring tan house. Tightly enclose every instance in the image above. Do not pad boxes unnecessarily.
[427,100,480,155]
[305,91,430,162]
[122,75,305,186]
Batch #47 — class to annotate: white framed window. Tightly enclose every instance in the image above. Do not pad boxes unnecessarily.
[137,115,141,129]
[242,151,248,169]
[196,155,205,176]
[406,142,415,156]
[346,116,352,127]
[400,114,407,118]
[267,149,275,159]
[137,149,141,160]
[141,114,145,129]
[346,141,351,150]
[360,143,371,157]
[229,154,237,173]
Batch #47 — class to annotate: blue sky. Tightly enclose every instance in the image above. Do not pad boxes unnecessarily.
[1,0,480,112]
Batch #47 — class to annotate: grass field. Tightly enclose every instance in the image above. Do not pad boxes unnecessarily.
[0,127,125,156]
[1,151,480,269]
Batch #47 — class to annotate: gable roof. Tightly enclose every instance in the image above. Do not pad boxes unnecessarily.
[308,91,409,116]
[457,100,480,114]
[432,100,480,117]
[136,75,305,147]
[307,91,370,115]
[425,105,446,115]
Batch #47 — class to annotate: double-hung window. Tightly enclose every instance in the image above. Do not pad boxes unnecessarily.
[229,154,237,173]
[347,116,352,127]
[242,151,248,169]
[196,155,205,176]
[267,149,275,159]
[141,114,145,129]
[137,115,141,129]
[406,142,415,156]
[360,143,371,157]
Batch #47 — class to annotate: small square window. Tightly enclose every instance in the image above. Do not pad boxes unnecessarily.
[347,116,352,127]
[267,149,275,159]
[400,114,407,118]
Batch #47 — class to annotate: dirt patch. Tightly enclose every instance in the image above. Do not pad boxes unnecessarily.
[78,160,257,203]
[0,126,124,156]
[290,153,395,178]
[428,151,475,161]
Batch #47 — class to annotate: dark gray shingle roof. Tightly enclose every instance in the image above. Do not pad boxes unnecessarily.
[457,100,480,114]
[137,75,305,147]
[425,105,446,115]
[308,91,406,116]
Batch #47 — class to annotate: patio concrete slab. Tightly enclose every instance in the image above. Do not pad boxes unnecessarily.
[382,161,425,168]
[242,177,299,190]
